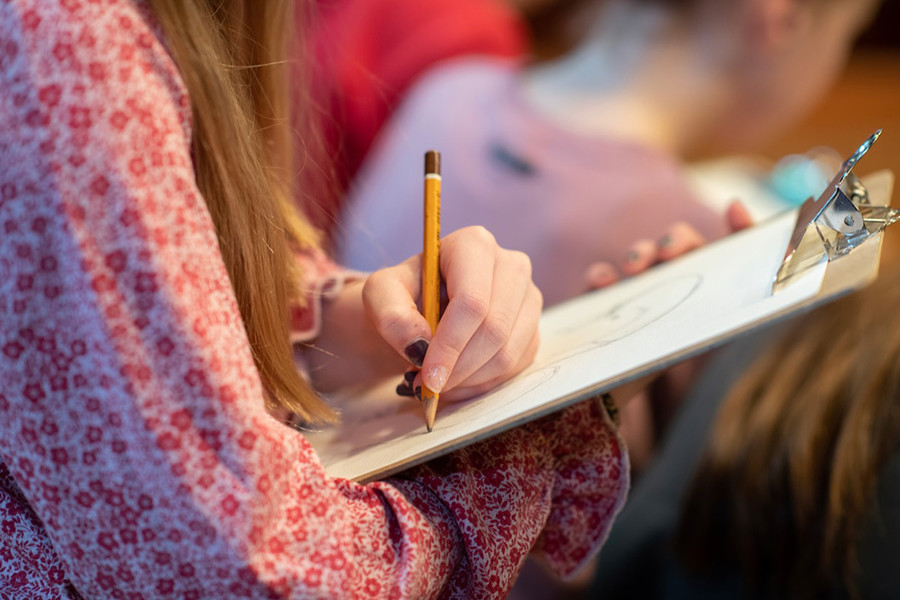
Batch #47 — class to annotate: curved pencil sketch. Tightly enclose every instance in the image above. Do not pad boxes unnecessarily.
[538,274,703,365]
[428,274,706,430]
[315,274,703,460]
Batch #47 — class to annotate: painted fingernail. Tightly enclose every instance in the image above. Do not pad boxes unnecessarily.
[414,386,422,402]
[403,369,418,384]
[659,234,673,249]
[396,382,414,397]
[404,338,429,367]
[424,366,449,393]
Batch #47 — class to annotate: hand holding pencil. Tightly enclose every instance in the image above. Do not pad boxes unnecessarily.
[363,152,543,430]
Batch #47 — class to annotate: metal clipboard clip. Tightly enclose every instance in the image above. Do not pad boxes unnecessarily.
[773,129,899,293]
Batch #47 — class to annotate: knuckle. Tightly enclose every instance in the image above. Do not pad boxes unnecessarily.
[371,305,408,336]
[466,225,496,248]
[481,313,514,349]
[454,291,490,322]
[493,345,520,373]
[507,250,533,279]
[435,336,467,362]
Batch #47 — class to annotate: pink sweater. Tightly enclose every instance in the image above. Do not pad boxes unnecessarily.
[339,59,729,306]
[0,1,627,598]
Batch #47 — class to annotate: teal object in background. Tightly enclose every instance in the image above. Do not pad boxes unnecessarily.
[769,147,842,207]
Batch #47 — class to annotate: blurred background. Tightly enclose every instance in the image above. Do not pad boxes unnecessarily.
[750,1,900,264]
[513,2,900,598]
[309,1,900,597]
[755,0,899,176]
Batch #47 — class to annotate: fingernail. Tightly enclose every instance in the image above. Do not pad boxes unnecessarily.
[588,263,616,282]
[424,366,449,393]
[403,369,418,384]
[414,386,422,402]
[404,338,429,367]
[626,250,641,263]
[396,382,414,397]
[659,234,673,249]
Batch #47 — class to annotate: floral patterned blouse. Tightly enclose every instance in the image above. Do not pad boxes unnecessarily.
[0,1,629,598]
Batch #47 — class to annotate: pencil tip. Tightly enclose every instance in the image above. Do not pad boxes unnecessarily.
[424,395,438,432]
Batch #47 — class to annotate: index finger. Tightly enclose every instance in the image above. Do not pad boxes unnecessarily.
[420,227,497,394]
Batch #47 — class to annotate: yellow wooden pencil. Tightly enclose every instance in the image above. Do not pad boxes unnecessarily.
[422,150,441,432]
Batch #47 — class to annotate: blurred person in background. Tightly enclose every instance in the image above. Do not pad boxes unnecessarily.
[301,0,568,238]
[336,0,878,302]
[327,0,880,597]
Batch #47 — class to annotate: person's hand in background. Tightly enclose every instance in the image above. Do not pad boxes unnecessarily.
[580,201,753,474]
[583,201,753,290]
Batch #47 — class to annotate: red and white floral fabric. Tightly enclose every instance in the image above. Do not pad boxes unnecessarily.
[288,246,365,345]
[0,1,629,598]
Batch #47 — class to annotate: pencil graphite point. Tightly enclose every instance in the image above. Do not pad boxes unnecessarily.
[424,394,438,432]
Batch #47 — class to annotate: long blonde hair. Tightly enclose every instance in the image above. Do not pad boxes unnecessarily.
[147,0,335,423]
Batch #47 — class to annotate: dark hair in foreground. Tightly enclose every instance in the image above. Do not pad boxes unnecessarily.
[675,260,900,599]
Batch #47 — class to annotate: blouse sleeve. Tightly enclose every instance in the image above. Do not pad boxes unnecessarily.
[287,246,365,344]
[0,2,627,599]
